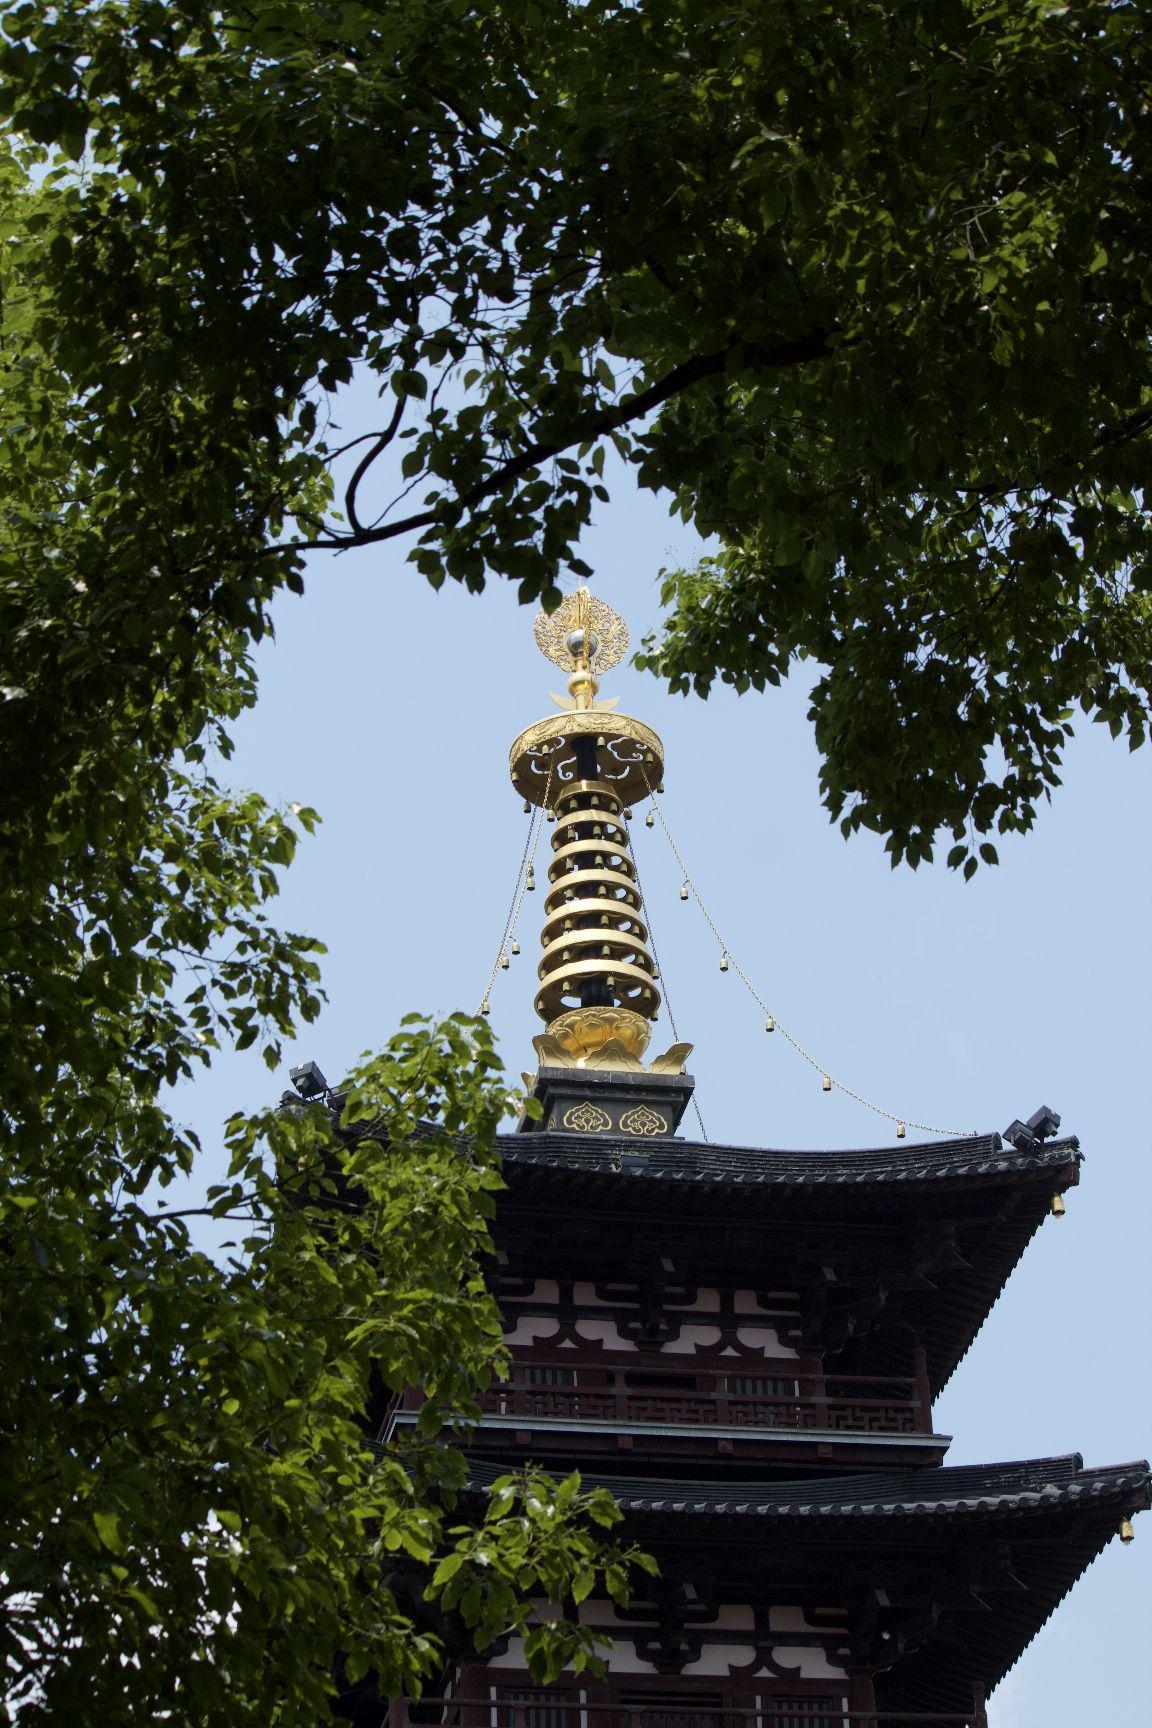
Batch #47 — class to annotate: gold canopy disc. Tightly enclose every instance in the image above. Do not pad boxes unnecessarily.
[534,588,629,674]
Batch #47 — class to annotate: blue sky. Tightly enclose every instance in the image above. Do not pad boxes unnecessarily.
[174,389,1151,1724]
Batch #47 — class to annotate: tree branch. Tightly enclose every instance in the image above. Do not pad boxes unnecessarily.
[344,393,405,536]
[279,328,839,557]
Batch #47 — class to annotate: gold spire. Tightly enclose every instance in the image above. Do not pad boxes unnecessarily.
[509,588,692,1077]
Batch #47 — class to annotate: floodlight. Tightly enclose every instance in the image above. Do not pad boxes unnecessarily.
[1026,1105,1061,1142]
[289,1060,329,1100]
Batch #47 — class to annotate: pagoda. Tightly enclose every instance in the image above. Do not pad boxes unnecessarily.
[376,592,1148,1728]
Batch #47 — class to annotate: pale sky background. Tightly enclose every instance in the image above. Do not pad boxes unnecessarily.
[175,372,1150,1724]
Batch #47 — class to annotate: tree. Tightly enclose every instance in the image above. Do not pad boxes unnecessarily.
[3,1,1151,867]
[2,0,1151,1716]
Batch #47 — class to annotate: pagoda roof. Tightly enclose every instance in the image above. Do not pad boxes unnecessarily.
[496,1130,1080,1393]
[461,1452,1149,1715]
[465,1449,1144,1520]
[498,1127,1078,1196]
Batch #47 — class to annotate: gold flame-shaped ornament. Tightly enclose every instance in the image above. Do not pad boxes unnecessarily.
[509,589,691,1078]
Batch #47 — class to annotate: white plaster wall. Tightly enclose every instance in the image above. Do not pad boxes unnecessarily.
[733,1326,799,1359]
[681,1643,758,1676]
[707,1606,756,1631]
[662,1324,722,1354]
[768,1607,845,1634]
[503,1314,563,1345]
[574,1318,638,1349]
[765,1646,847,1680]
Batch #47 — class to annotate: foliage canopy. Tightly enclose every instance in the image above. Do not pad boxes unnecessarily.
[4,0,1151,865]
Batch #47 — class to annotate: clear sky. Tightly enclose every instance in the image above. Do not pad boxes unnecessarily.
[174,375,1151,1725]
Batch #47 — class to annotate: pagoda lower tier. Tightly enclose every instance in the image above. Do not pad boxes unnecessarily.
[360,1114,1148,1727]
[373,1452,1147,1728]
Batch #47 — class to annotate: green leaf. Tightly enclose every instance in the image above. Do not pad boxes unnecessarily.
[93,1511,123,1553]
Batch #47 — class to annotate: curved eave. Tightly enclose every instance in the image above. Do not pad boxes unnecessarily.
[498,1129,1078,1195]
[497,1132,1081,1395]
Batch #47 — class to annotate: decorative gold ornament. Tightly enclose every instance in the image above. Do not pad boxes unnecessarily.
[1051,1193,1066,1217]
[647,1041,694,1076]
[562,1101,613,1133]
[510,712,665,811]
[620,1104,669,1137]
[546,1006,652,1063]
[534,587,629,676]
[1119,1518,1135,1544]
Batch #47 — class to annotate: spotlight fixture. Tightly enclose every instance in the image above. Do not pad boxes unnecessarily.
[1026,1104,1062,1142]
[1003,1119,1035,1151]
[289,1060,330,1101]
[1003,1104,1062,1152]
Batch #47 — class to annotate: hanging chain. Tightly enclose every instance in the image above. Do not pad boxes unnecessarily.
[478,756,555,1015]
[624,810,709,1144]
[639,774,972,1139]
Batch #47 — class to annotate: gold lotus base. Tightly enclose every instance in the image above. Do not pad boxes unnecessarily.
[532,1008,693,1079]
[547,1007,652,1062]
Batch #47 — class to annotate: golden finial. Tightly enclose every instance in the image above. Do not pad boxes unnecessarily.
[533,586,630,713]
[509,585,689,1078]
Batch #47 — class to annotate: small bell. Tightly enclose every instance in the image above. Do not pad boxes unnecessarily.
[601,945,612,957]
[500,953,510,970]
[1051,1193,1066,1217]
[1119,1518,1135,1544]
[656,783,665,795]
[624,807,633,820]
[719,953,729,973]
[679,883,689,901]
[645,811,655,828]
[591,795,601,807]
[523,799,532,814]
[480,999,491,1016]
[652,969,660,981]
[765,1017,775,1033]
[822,1075,832,1092]
[511,940,520,955]
[596,735,606,747]
[896,1122,906,1139]
[547,809,556,823]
